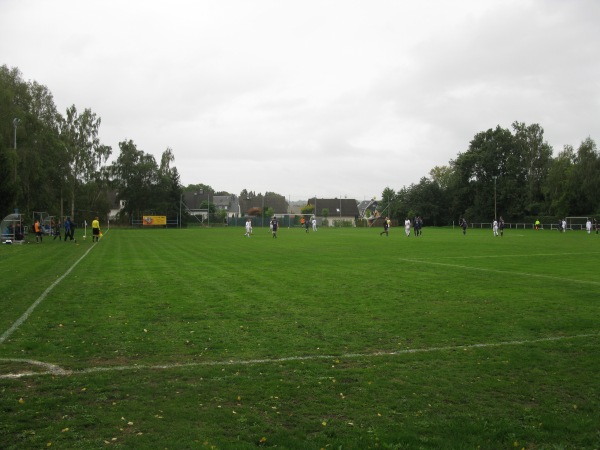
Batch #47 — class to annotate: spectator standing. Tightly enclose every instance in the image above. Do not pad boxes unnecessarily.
[64,217,74,242]
[53,220,61,241]
[34,219,42,243]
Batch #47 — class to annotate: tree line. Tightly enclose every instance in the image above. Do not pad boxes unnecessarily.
[378,123,599,225]
[2,65,598,227]
[1,65,181,225]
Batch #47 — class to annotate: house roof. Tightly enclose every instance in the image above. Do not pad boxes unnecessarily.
[213,195,233,207]
[357,199,379,217]
[307,198,359,217]
[106,190,121,209]
[182,192,240,213]
[288,204,304,214]
[182,191,206,210]
[238,194,288,215]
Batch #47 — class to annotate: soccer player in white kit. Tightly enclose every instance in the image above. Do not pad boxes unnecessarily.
[404,218,411,237]
[493,219,498,236]
[244,218,252,237]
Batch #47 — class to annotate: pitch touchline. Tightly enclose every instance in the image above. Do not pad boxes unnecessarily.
[397,258,600,286]
[0,333,596,379]
[0,244,96,345]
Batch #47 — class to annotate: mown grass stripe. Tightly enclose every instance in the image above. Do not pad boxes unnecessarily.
[0,244,96,344]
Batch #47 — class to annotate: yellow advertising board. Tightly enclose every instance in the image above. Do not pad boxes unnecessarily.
[143,215,167,226]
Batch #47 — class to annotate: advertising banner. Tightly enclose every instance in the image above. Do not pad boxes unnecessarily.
[143,215,167,226]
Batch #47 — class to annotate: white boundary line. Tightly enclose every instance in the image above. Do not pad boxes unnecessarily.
[397,258,600,286]
[0,244,96,345]
[1,333,597,379]
[435,251,600,260]
[0,358,70,378]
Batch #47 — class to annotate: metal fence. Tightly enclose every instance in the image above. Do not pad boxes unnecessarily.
[465,222,590,231]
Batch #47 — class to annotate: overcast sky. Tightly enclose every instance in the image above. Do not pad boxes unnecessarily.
[2,0,598,201]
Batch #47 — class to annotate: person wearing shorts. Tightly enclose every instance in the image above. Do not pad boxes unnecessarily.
[92,216,101,242]
[34,219,42,243]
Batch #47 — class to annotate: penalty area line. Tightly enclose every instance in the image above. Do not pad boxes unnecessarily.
[0,333,597,379]
[0,245,96,345]
[434,251,600,260]
[398,258,600,286]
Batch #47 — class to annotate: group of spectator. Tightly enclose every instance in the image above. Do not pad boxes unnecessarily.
[33,217,76,243]
[3,223,24,241]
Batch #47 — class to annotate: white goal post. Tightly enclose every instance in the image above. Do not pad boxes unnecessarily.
[565,216,589,231]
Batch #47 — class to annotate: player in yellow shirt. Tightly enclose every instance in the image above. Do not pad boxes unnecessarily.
[92,217,101,242]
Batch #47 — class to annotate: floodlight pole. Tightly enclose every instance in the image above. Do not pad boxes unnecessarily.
[199,189,205,226]
[13,118,19,150]
[13,118,20,182]
[179,193,182,229]
[198,189,211,226]
[492,176,497,221]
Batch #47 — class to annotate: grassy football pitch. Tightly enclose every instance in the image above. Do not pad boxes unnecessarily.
[1,225,599,449]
